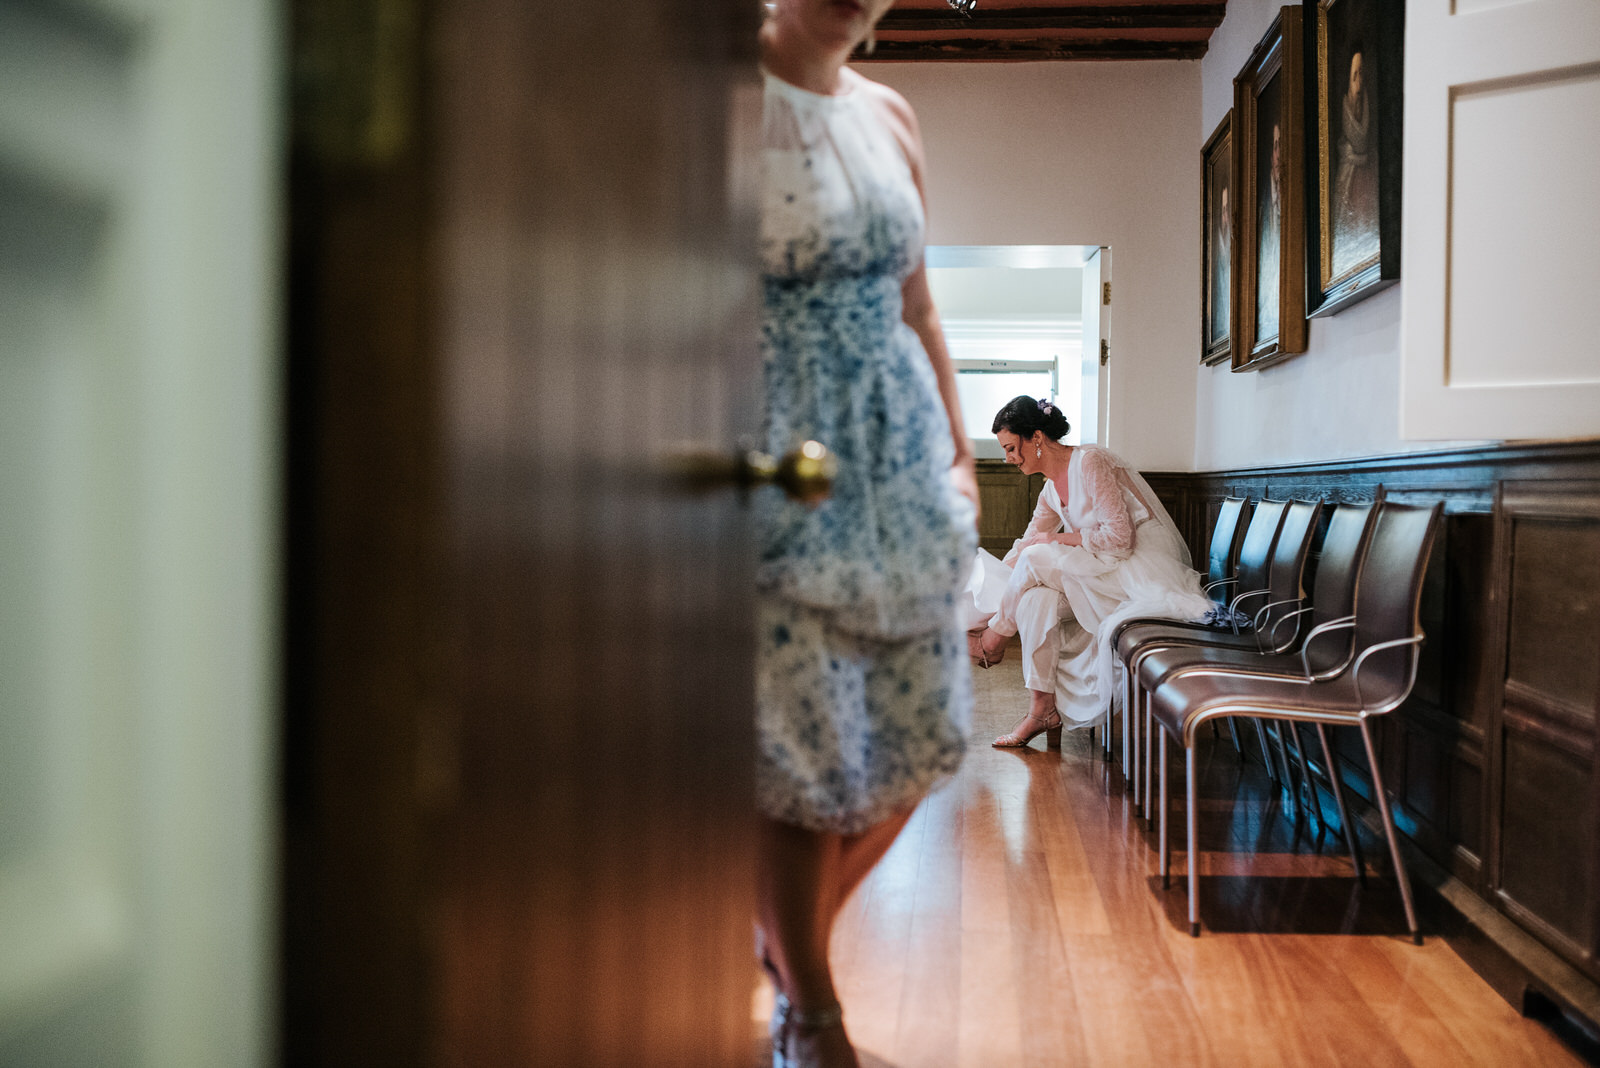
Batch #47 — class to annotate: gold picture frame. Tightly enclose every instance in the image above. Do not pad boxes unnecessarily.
[1308,0,1403,317]
[1201,112,1235,366]
[1233,6,1308,371]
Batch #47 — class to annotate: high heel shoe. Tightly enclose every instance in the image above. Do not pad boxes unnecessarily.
[992,708,1064,749]
[769,992,791,1068]
[967,628,1007,668]
[778,1001,853,1068]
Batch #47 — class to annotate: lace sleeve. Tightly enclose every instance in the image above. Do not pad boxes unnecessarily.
[1077,449,1135,557]
[1003,486,1065,566]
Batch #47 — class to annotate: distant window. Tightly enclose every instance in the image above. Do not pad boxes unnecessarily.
[954,358,1058,441]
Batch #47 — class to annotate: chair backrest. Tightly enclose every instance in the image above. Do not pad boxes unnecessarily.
[1349,501,1443,709]
[1303,501,1379,673]
[1259,499,1322,646]
[1234,499,1289,607]
[1205,497,1250,601]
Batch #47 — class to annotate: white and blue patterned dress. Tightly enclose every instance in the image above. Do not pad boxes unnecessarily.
[756,69,977,835]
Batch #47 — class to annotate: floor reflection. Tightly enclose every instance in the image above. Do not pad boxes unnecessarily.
[750,642,1584,1066]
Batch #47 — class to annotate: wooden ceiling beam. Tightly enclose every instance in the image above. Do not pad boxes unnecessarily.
[863,37,1210,60]
[876,4,1226,33]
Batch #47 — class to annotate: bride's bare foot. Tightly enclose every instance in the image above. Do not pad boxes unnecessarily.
[966,627,1008,668]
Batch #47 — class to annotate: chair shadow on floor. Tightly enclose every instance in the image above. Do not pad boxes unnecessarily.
[1150,873,1416,937]
[1142,729,1427,939]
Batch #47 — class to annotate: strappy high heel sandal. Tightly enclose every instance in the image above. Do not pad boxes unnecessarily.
[967,628,1008,668]
[992,707,1064,749]
[769,992,791,1068]
[778,1001,852,1068]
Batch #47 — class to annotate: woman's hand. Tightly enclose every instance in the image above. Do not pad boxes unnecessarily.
[950,456,980,521]
[1020,530,1082,549]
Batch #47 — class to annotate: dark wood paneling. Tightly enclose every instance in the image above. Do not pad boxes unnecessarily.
[1145,441,1600,997]
[1506,517,1600,715]
[1500,729,1596,964]
[1488,481,1600,988]
[976,460,1043,557]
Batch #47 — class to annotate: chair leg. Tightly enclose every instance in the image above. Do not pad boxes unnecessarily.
[1187,743,1200,937]
[1359,720,1421,945]
[1122,667,1135,788]
[1226,717,1244,758]
[1130,680,1139,800]
[1144,694,1156,822]
[1317,723,1366,885]
[1292,724,1325,830]
[1108,672,1118,762]
[1159,726,1170,889]
[1251,718,1279,784]
[1272,722,1299,812]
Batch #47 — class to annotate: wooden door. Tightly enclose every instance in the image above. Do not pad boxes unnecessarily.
[1078,247,1110,446]
[1401,0,1600,440]
[283,2,764,1066]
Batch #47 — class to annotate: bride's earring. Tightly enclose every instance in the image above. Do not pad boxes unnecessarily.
[1035,445,1042,459]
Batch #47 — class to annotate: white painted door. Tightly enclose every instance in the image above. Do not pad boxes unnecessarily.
[0,1,278,1065]
[1079,246,1113,445]
[1401,0,1600,440]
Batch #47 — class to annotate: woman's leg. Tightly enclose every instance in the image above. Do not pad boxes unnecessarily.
[758,818,842,1013]
[834,807,915,916]
[759,809,915,1068]
[758,806,917,993]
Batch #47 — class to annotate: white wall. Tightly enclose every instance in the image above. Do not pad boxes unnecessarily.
[1195,0,1480,468]
[0,0,280,1062]
[867,61,1202,471]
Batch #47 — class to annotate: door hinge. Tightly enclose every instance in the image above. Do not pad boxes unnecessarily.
[1102,282,1111,305]
[1099,339,1109,365]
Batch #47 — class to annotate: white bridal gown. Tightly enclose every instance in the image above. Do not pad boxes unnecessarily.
[970,444,1213,727]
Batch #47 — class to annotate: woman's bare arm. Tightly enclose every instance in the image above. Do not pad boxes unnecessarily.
[856,72,979,516]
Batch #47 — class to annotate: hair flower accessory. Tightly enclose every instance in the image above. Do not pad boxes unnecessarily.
[1037,397,1054,415]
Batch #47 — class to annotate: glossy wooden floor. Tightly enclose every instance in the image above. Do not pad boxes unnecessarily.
[756,645,1585,1067]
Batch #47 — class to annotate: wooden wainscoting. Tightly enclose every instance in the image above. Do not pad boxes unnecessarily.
[976,459,1044,558]
[1143,440,1600,1024]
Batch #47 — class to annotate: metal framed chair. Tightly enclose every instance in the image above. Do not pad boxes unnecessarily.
[1116,498,1285,810]
[1133,500,1377,856]
[1105,496,1249,772]
[1150,501,1441,943]
[1119,499,1323,818]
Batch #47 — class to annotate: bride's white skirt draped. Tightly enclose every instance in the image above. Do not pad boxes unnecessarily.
[965,522,1213,727]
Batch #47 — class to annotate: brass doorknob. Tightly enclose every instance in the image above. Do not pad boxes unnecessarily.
[670,440,837,505]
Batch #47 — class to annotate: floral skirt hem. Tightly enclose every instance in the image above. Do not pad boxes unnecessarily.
[755,592,971,836]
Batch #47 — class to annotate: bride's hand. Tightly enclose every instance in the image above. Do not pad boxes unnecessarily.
[950,456,980,522]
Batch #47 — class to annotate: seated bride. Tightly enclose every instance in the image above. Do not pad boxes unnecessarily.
[966,396,1213,748]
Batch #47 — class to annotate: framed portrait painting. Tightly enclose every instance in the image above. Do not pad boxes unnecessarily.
[1233,6,1308,371]
[1307,0,1403,317]
[1201,113,1234,366]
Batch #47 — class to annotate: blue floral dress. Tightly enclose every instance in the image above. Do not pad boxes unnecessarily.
[756,69,977,834]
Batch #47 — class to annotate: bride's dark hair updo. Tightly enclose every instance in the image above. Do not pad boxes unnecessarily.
[992,395,1070,443]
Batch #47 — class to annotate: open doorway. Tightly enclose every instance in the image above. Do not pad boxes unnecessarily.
[927,244,1109,456]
